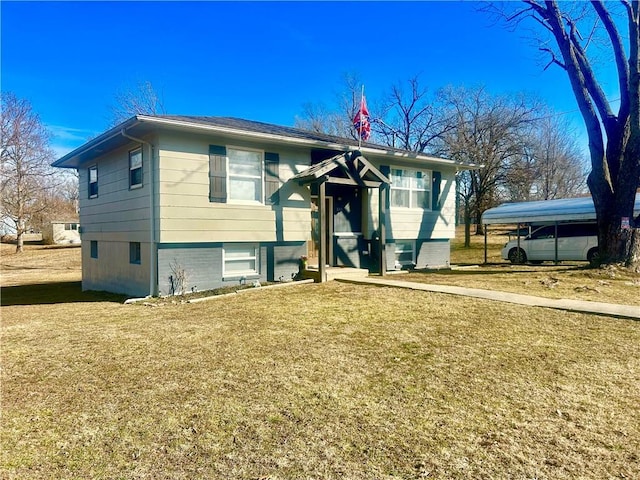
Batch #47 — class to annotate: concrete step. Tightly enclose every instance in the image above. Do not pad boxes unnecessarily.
[302,266,370,282]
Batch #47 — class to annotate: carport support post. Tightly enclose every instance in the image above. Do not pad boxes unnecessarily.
[554,221,559,265]
[484,225,488,264]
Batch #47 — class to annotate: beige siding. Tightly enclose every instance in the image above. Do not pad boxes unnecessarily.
[78,141,152,241]
[365,163,457,240]
[156,132,311,243]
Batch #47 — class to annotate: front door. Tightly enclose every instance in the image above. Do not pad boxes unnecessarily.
[308,196,333,267]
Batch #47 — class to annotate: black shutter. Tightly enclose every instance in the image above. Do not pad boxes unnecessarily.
[432,171,442,211]
[264,152,280,205]
[209,145,227,203]
[380,165,391,210]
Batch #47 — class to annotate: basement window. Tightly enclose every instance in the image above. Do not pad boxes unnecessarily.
[129,242,141,265]
[394,240,415,269]
[223,243,259,277]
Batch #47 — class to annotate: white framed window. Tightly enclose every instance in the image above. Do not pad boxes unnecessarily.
[129,148,143,188]
[88,165,98,198]
[390,167,431,209]
[223,243,259,277]
[64,223,78,231]
[394,240,415,269]
[227,148,263,203]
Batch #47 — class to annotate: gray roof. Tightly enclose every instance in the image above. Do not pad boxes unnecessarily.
[158,115,377,148]
[53,115,482,169]
[481,193,640,225]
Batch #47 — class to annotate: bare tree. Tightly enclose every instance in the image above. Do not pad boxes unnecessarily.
[1,92,57,252]
[442,86,539,237]
[374,76,450,154]
[504,115,588,201]
[295,73,363,140]
[294,102,348,137]
[499,1,640,268]
[110,80,166,125]
[532,116,588,200]
[295,74,453,151]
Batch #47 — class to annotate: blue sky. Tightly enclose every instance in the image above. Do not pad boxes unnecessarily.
[1,1,619,158]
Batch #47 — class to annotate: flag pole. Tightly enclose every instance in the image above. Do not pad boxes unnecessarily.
[358,85,364,149]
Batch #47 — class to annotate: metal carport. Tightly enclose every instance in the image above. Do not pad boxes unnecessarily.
[480,194,640,264]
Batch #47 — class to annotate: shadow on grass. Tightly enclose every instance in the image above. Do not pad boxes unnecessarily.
[1,281,128,306]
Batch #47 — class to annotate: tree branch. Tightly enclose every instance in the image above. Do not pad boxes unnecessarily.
[564,16,614,126]
[592,0,629,123]
[540,47,566,70]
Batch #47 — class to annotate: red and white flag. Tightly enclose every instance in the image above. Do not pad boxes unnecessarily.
[353,95,371,141]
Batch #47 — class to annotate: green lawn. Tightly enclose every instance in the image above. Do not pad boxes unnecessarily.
[2,281,639,479]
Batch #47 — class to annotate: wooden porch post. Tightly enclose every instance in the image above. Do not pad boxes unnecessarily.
[379,184,387,276]
[319,179,327,282]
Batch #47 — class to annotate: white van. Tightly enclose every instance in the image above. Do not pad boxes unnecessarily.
[501,223,599,264]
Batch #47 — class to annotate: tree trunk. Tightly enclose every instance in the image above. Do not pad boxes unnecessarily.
[626,228,640,270]
[15,232,24,253]
[15,219,24,253]
[599,220,640,271]
[588,142,640,271]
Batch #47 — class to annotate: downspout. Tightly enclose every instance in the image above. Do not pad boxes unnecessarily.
[121,129,157,297]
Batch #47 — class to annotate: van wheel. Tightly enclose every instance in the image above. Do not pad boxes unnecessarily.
[508,248,527,264]
[587,248,600,266]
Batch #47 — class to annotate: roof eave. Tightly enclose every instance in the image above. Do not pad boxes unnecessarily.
[51,116,141,169]
[134,116,479,169]
[52,115,482,170]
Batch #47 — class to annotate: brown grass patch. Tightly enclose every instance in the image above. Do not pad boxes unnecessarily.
[2,239,639,478]
[1,243,81,287]
[425,227,640,306]
[403,264,640,306]
[3,280,640,479]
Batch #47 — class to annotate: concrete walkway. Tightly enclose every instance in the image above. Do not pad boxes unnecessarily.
[335,276,640,320]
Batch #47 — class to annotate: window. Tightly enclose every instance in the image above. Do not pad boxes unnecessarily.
[90,240,98,259]
[129,242,141,265]
[530,226,555,240]
[228,148,263,203]
[223,244,259,276]
[394,240,415,269]
[88,166,98,198]
[390,167,431,209]
[129,148,143,188]
[64,223,78,231]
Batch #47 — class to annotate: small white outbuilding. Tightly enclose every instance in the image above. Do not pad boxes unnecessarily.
[42,220,81,245]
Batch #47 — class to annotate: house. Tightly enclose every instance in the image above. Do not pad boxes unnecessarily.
[42,220,81,245]
[52,115,480,297]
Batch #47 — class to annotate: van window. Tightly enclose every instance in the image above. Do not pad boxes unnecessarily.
[558,223,598,238]
[530,226,555,240]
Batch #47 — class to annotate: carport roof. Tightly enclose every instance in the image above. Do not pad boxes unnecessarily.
[481,193,640,225]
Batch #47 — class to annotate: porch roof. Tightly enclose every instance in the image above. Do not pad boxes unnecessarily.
[292,151,390,188]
